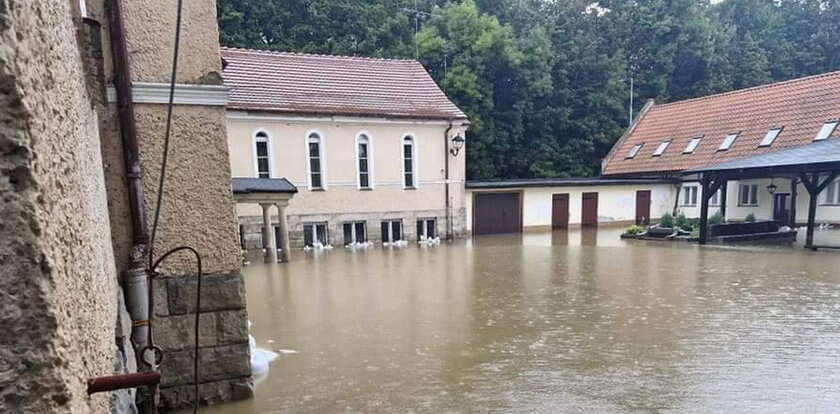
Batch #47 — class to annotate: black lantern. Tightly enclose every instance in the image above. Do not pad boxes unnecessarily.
[767,178,777,194]
[450,134,465,156]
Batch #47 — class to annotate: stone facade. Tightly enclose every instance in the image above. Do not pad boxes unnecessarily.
[1,0,251,412]
[240,208,468,249]
[151,275,251,407]
[0,1,117,412]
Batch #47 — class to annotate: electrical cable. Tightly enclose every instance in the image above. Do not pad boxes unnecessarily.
[142,1,205,413]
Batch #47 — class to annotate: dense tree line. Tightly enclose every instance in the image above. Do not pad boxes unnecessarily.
[218,0,840,179]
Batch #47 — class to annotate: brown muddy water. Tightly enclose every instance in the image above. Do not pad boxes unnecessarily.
[198,227,840,413]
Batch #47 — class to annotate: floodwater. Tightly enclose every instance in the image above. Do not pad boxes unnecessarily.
[200,227,840,413]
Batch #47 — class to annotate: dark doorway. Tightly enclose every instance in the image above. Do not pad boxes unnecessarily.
[635,190,652,225]
[773,193,790,224]
[473,192,521,235]
[581,192,599,226]
[552,193,570,229]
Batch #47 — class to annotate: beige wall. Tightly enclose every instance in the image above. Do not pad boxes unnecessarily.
[678,178,840,224]
[0,1,116,412]
[466,184,676,231]
[227,113,468,221]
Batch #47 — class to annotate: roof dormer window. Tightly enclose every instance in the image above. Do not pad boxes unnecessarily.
[758,127,782,147]
[626,143,643,159]
[814,120,839,141]
[718,133,739,151]
[652,140,671,157]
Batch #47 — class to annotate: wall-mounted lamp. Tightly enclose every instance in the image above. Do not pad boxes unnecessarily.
[450,134,465,156]
[767,178,777,194]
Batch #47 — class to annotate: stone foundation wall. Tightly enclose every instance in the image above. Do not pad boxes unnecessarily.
[239,208,468,249]
[151,273,252,408]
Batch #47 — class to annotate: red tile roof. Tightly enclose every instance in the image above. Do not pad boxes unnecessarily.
[602,71,840,176]
[220,47,468,121]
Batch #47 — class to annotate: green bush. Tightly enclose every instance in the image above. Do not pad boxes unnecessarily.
[709,211,724,225]
[675,213,694,231]
[659,212,675,228]
[745,213,756,223]
[624,225,645,236]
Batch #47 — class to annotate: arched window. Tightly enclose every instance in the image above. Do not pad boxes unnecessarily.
[254,131,271,179]
[357,134,372,189]
[402,135,416,188]
[307,132,324,189]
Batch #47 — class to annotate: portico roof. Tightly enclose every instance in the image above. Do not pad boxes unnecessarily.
[232,177,297,194]
[686,139,840,177]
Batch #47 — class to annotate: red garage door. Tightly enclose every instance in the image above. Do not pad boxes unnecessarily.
[473,192,522,235]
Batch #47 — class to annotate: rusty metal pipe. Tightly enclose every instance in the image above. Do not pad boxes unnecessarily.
[87,372,160,395]
[108,0,149,246]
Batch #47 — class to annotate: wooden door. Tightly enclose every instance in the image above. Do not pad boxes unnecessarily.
[581,192,599,226]
[473,192,521,235]
[635,190,652,225]
[552,193,570,229]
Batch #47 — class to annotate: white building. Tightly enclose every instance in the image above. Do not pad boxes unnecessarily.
[221,48,469,250]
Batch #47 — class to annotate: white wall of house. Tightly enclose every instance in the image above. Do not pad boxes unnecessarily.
[677,177,840,224]
[466,183,676,232]
[227,111,469,245]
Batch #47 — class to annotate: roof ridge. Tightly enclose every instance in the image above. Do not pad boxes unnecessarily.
[220,46,418,63]
[653,70,840,109]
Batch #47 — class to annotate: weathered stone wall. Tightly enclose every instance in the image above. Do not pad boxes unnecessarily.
[93,0,250,409]
[0,1,118,412]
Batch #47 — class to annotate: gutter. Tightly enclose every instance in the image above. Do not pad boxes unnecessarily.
[444,121,454,240]
[108,0,151,364]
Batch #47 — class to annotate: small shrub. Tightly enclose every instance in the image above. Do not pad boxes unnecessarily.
[624,225,645,236]
[659,212,675,228]
[745,213,756,223]
[675,213,695,231]
[709,211,724,225]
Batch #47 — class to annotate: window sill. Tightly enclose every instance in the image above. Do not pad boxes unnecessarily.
[310,188,326,192]
[404,187,417,190]
[680,204,698,207]
[819,203,840,207]
[359,187,373,191]
[737,204,759,207]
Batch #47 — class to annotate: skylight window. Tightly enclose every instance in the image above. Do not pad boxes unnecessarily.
[683,137,702,154]
[718,133,739,151]
[814,121,839,141]
[652,140,671,157]
[626,143,643,159]
[758,127,782,147]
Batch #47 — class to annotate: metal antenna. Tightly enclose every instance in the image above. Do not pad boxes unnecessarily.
[402,0,443,59]
[629,76,634,126]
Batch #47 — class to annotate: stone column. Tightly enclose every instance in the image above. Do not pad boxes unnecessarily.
[275,203,291,262]
[261,203,277,263]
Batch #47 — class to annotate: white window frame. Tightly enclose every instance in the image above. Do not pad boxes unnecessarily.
[719,132,739,151]
[343,221,367,245]
[626,143,644,159]
[381,220,404,243]
[305,130,327,190]
[821,179,840,206]
[355,132,374,190]
[738,183,759,207]
[814,121,839,141]
[79,0,88,17]
[758,127,782,147]
[303,222,329,247]
[402,133,418,189]
[681,185,698,206]
[417,218,437,240]
[252,129,273,179]
[652,139,671,157]
[684,136,702,154]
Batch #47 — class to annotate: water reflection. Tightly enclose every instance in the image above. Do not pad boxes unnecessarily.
[199,228,840,413]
